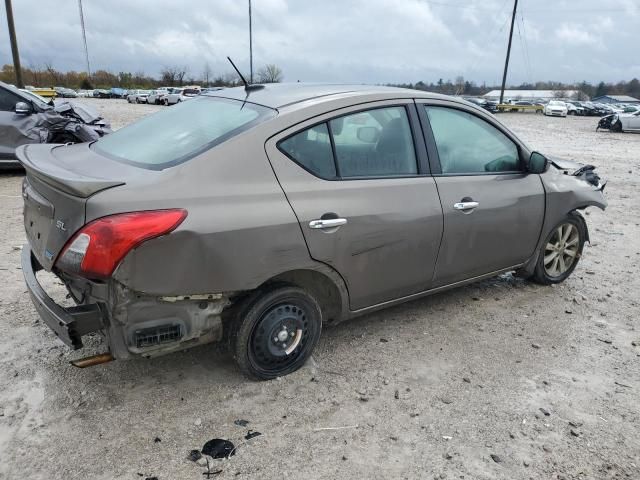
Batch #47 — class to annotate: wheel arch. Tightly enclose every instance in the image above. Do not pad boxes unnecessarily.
[519,207,590,277]
[264,268,349,325]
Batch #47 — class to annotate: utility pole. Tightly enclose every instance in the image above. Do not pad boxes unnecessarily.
[248,0,253,83]
[499,0,518,105]
[78,0,91,77]
[5,0,23,88]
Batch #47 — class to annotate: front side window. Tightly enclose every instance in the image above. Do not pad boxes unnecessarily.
[94,97,275,168]
[0,87,21,112]
[278,106,418,179]
[425,106,520,174]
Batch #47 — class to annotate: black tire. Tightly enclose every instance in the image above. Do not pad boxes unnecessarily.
[531,215,586,285]
[135,98,140,104]
[611,120,622,133]
[51,133,77,144]
[229,285,322,380]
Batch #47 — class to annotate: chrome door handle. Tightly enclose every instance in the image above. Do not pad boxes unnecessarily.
[453,201,479,211]
[309,218,348,229]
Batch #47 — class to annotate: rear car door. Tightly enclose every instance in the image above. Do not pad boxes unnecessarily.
[265,101,443,310]
[417,101,545,287]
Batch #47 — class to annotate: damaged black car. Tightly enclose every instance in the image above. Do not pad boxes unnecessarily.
[0,81,111,169]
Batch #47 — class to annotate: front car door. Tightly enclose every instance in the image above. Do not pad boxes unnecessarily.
[0,85,34,161]
[416,101,545,287]
[266,100,443,310]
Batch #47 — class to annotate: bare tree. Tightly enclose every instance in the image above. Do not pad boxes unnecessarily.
[572,90,589,101]
[454,75,465,95]
[257,64,283,83]
[202,62,212,86]
[160,66,188,86]
[44,62,63,85]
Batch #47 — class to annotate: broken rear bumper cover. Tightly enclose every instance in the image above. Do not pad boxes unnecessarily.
[21,244,103,349]
[22,243,231,360]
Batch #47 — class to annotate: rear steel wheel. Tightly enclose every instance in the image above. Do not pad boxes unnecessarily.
[532,215,585,285]
[230,285,322,380]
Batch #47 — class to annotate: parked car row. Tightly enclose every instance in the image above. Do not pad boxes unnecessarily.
[126,86,225,105]
[462,97,499,113]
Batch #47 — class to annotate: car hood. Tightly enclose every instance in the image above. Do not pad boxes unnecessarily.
[53,99,102,124]
[548,156,582,171]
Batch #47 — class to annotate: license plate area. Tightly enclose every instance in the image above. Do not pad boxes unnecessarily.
[23,180,54,265]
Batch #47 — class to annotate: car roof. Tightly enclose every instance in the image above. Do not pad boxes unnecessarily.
[205,82,450,109]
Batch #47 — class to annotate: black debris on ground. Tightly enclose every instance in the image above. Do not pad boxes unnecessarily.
[245,430,262,440]
[188,450,203,462]
[201,439,236,459]
[234,419,249,427]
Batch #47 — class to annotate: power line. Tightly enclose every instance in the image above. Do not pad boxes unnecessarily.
[519,12,533,81]
[78,0,91,77]
[515,11,532,83]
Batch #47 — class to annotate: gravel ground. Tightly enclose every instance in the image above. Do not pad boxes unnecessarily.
[0,99,639,480]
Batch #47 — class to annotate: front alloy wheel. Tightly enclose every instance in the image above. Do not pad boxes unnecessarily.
[544,223,580,277]
[532,216,586,284]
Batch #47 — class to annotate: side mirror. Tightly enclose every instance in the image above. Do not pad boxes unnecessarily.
[356,126,379,143]
[15,102,32,115]
[528,151,549,174]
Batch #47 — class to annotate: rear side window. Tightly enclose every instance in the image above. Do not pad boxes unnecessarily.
[426,106,520,174]
[94,97,275,169]
[279,124,336,178]
[278,106,417,179]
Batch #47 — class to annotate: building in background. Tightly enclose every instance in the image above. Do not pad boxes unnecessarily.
[483,89,578,102]
[591,95,640,104]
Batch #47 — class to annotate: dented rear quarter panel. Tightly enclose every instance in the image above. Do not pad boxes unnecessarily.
[98,129,314,296]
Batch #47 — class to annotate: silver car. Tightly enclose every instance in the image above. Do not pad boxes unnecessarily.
[0,81,111,168]
[19,84,607,379]
[610,110,640,132]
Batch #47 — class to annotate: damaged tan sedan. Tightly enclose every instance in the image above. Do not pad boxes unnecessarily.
[20,84,606,379]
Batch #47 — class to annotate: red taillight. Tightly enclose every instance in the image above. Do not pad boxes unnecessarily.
[56,209,187,279]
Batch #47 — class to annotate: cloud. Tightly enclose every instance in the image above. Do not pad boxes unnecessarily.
[556,23,597,46]
[0,0,637,85]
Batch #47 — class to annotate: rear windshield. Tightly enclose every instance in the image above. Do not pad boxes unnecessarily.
[93,96,275,169]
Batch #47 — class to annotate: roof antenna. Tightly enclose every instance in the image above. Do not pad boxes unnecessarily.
[227,56,264,92]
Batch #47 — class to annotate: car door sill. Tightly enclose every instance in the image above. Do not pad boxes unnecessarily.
[348,263,524,319]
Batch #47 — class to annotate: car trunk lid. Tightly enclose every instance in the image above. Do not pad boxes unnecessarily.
[17,143,128,271]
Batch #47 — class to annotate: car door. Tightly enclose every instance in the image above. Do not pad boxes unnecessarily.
[627,111,640,130]
[265,101,443,310]
[417,101,545,287]
[0,86,33,160]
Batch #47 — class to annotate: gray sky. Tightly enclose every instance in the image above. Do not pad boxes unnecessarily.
[2,0,639,85]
